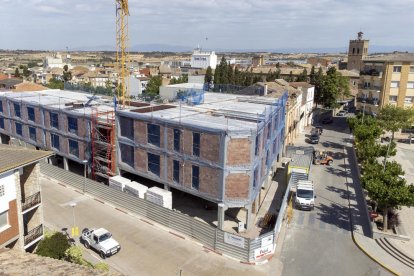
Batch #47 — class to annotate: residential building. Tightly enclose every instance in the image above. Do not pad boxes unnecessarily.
[347,32,369,72]
[159,83,205,101]
[356,53,414,115]
[116,92,287,230]
[0,145,52,251]
[289,82,315,129]
[190,47,217,69]
[252,55,264,67]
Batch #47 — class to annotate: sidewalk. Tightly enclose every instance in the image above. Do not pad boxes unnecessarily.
[346,130,414,275]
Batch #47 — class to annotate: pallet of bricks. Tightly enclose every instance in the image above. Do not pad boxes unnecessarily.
[145,187,172,210]
[109,175,131,191]
[124,181,148,199]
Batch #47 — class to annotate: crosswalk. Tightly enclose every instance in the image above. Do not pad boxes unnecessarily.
[291,211,351,235]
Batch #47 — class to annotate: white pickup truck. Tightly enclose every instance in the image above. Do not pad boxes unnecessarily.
[80,228,121,259]
[295,180,315,210]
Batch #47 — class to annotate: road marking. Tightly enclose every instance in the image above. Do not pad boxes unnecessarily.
[296,212,305,225]
[308,213,316,226]
[60,196,89,207]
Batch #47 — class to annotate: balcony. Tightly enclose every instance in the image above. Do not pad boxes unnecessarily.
[22,192,41,212]
[356,98,380,106]
[358,84,382,91]
[360,70,383,77]
[24,224,43,246]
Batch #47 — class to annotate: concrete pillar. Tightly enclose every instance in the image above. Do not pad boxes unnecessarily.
[245,204,253,230]
[217,203,227,230]
[63,157,69,171]
[164,184,170,191]
[0,134,2,144]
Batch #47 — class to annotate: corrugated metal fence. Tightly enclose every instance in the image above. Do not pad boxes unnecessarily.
[40,163,282,262]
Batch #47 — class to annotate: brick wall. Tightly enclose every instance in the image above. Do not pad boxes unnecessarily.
[1,99,8,116]
[78,141,86,161]
[182,130,193,155]
[224,173,250,199]
[134,121,147,144]
[60,113,67,133]
[45,132,51,149]
[199,166,220,198]
[134,148,147,172]
[226,138,251,166]
[34,107,42,125]
[20,163,40,199]
[61,137,69,155]
[36,128,43,146]
[261,156,266,178]
[44,110,51,129]
[200,133,220,163]
[166,127,174,151]
[77,117,88,139]
[0,200,19,247]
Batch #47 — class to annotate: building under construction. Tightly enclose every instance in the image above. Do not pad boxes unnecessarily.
[117,92,288,230]
[0,90,116,182]
[0,89,288,230]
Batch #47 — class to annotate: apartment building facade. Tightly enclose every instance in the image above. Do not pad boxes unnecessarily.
[356,54,414,115]
[0,146,52,251]
[116,93,287,230]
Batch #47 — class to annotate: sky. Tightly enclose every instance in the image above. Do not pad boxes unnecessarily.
[0,0,414,51]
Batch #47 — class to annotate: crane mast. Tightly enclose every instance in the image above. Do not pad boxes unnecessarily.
[115,0,130,107]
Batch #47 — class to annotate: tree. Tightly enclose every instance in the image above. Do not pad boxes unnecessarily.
[35,231,71,260]
[362,160,414,231]
[170,74,188,85]
[47,77,64,90]
[14,68,20,78]
[205,66,213,84]
[23,66,31,78]
[63,65,72,82]
[318,67,350,109]
[296,68,308,82]
[309,65,317,85]
[287,71,294,82]
[378,105,414,142]
[146,75,162,96]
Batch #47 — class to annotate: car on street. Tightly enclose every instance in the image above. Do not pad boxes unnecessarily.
[80,228,121,259]
[310,133,320,144]
[321,117,333,124]
[336,110,347,116]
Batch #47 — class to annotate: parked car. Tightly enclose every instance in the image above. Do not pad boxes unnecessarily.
[310,133,320,144]
[321,117,333,124]
[336,110,347,116]
[80,228,121,259]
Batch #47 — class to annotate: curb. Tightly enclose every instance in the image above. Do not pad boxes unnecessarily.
[42,174,273,266]
[351,233,401,276]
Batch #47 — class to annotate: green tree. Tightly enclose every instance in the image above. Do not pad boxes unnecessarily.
[205,66,213,84]
[287,71,294,82]
[63,65,72,82]
[23,67,31,78]
[362,160,414,231]
[296,68,308,82]
[146,75,162,96]
[378,105,414,142]
[35,231,71,260]
[318,67,350,109]
[309,65,316,84]
[14,68,20,78]
[47,77,64,89]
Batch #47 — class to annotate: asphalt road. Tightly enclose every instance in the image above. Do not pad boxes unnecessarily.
[41,177,284,276]
[280,115,390,276]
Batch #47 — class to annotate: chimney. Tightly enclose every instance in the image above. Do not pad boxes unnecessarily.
[264,83,268,96]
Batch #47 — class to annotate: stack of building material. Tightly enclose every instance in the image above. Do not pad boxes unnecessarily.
[145,187,172,209]
[124,181,148,199]
[109,175,131,192]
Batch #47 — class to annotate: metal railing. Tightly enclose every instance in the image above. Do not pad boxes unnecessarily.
[22,192,41,212]
[24,224,43,245]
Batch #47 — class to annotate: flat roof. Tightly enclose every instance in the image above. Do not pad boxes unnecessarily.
[119,92,285,134]
[365,53,414,62]
[0,145,53,175]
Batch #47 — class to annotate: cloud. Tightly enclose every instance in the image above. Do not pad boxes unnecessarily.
[1,0,414,50]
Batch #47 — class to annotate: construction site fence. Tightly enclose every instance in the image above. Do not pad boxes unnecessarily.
[40,162,281,262]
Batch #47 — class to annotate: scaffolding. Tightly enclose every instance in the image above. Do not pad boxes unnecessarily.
[91,107,116,182]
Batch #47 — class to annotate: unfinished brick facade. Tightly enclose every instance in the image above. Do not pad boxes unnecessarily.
[226,138,251,166]
[200,133,220,163]
[225,173,250,199]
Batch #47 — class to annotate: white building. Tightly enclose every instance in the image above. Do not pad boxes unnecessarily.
[159,83,204,101]
[43,53,70,69]
[190,48,217,69]
[290,82,315,130]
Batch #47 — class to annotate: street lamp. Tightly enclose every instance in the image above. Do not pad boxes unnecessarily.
[70,202,77,237]
[82,160,88,193]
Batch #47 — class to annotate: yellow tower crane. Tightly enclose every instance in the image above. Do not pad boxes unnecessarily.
[115,0,130,107]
